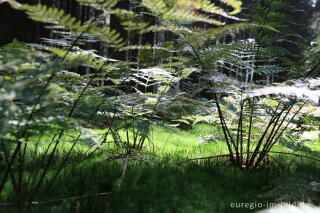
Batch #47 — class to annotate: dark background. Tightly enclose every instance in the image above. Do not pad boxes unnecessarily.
[0,0,42,45]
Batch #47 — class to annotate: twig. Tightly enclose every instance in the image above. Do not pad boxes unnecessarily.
[0,192,112,207]
[175,154,231,164]
[175,151,320,164]
[268,151,320,162]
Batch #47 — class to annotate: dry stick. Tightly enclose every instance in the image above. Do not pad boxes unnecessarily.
[101,154,127,163]
[268,151,320,162]
[175,154,237,164]
[0,192,112,207]
[100,148,150,165]
[247,102,282,167]
[129,154,150,164]
[175,151,320,165]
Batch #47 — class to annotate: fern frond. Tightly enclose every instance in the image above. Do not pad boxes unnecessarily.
[142,0,242,26]
[75,0,118,10]
[87,25,125,47]
[48,47,120,72]
[108,8,150,32]
[187,23,278,43]
[141,25,192,34]
[218,0,242,15]
[6,2,82,31]
[246,78,320,104]
[174,0,243,21]
[6,1,125,47]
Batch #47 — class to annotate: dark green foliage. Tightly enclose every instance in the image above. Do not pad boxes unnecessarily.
[1,154,303,213]
[279,131,313,153]
[246,0,315,78]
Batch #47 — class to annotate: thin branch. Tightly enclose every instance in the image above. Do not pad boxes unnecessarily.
[175,151,320,165]
[0,192,112,207]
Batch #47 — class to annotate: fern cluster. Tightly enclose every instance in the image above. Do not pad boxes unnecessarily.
[0,0,319,206]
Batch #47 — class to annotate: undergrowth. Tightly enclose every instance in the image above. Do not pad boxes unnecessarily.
[1,123,320,213]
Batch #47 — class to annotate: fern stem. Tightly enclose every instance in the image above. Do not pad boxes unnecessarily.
[245,99,254,166]
[247,102,283,168]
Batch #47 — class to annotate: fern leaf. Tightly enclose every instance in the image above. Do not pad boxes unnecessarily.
[219,0,242,15]
[6,1,125,47]
[142,0,242,26]
[75,0,118,10]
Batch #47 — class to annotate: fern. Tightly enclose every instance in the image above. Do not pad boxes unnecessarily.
[75,0,118,10]
[8,2,83,31]
[246,78,320,104]
[186,23,278,44]
[142,0,242,26]
[6,0,125,47]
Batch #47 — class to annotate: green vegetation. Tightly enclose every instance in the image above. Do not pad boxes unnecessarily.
[0,122,319,212]
[1,124,320,213]
[0,0,319,212]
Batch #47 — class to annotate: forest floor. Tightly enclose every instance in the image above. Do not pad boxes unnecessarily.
[1,123,320,213]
